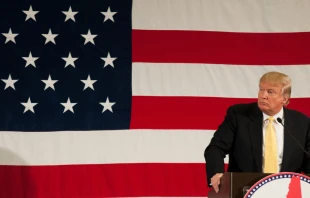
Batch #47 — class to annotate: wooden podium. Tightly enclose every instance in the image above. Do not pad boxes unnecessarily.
[208,172,271,198]
[207,172,310,198]
[208,172,310,198]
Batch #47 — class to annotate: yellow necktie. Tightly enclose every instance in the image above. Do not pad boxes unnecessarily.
[263,116,278,173]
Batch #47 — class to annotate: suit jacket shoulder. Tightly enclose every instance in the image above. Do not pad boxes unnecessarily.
[284,107,310,123]
[227,102,261,119]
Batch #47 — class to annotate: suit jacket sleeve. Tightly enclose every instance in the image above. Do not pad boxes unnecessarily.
[301,118,310,173]
[204,105,237,186]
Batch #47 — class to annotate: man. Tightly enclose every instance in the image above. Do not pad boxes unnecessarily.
[204,71,310,193]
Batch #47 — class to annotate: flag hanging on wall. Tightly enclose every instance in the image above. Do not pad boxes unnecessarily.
[1,0,310,197]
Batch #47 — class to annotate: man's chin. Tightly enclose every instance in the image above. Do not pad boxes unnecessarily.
[258,104,269,111]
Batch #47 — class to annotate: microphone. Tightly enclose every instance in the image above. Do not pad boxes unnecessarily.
[276,117,310,156]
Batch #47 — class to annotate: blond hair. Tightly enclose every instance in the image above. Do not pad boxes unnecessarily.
[259,71,291,105]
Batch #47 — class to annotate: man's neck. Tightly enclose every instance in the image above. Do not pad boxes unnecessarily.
[262,107,284,120]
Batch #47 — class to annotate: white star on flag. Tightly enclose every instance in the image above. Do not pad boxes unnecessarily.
[81,75,97,90]
[81,29,97,45]
[1,74,18,90]
[100,97,116,113]
[22,52,39,68]
[21,97,38,113]
[101,7,117,22]
[22,5,39,21]
[62,6,78,22]
[101,52,117,68]
[42,75,58,90]
[2,28,18,44]
[62,52,78,68]
[61,97,77,113]
[42,29,58,44]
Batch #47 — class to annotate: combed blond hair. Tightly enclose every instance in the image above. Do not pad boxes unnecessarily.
[259,71,291,105]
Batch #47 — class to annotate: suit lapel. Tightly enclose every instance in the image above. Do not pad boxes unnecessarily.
[248,104,263,172]
[280,108,295,171]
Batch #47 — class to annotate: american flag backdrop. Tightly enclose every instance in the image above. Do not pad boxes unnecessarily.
[1,0,310,197]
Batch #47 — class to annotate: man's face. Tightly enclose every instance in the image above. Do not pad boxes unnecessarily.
[257,81,287,116]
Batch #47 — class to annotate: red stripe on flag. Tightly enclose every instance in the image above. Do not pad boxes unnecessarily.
[132,29,310,65]
[0,163,228,197]
[130,96,310,130]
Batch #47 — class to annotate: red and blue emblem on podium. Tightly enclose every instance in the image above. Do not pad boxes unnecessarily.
[244,172,310,197]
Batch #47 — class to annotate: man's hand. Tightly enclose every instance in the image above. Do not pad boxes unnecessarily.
[211,173,223,193]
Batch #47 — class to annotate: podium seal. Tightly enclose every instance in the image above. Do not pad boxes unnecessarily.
[244,172,310,198]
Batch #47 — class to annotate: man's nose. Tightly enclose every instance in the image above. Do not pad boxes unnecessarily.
[259,91,268,99]
[262,91,268,99]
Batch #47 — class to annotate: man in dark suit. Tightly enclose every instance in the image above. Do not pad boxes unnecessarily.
[204,71,310,193]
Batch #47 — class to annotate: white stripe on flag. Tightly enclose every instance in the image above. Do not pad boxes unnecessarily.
[0,130,228,165]
[133,0,310,32]
[132,63,310,97]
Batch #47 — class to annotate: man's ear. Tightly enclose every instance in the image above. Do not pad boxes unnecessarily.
[283,96,289,106]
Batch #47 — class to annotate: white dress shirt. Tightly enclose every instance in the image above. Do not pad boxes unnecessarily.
[262,107,284,172]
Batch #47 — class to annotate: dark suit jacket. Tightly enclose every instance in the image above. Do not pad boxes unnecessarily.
[204,102,310,186]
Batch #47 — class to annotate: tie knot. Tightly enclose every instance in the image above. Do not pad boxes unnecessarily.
[268,116,274,122]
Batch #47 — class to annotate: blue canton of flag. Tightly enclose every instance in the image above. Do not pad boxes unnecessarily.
[0,0,132,131]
